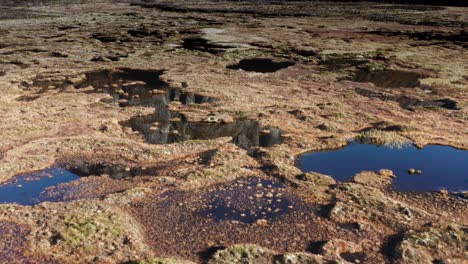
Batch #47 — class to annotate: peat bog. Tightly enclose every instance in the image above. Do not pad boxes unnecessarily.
[1,0,467,262]
[75,68,284,148]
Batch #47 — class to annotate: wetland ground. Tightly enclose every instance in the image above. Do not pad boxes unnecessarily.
[0,0,467,263]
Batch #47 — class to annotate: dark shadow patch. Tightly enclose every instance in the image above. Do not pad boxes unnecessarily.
[134,2,282,16]
[50,51,68,58]
[76,68,167,89]
[90,53,128,62]
[198,246,227,262]
[381,233,405,261]
[182,37,236,54]
[68,163,143,180]
[371,5,446,11]
[317,203,334,218]
[319,55,369,71]
[355,87,460,110]
[0,48,47,55]
[306,240,327,254]
[366,30,467,45]
[396,96,460,110]
[16,95,41,102]
[127,28,171,39]
[91,32,119,43]
[289,47,318,57]
[63,149,218,180]
[199,149,219,165]
[259,127,284,147]
[9,60,29,69]
[57,25,80,31]
[338,222,361,231]
[341,252,367,263]
[75,68,217,107]
[66,160,172,180]
[49,232,63,246]
[417,98,460,110]
[351,69,425,88]
[227,58,295,73]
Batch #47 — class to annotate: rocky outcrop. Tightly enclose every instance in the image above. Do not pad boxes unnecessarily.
[209,244,326,264]
[394,222,467,263]
[352,169,395,189]
[329,182,426,228]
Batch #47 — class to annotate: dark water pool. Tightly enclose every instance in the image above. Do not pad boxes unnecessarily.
[298,142,468,192]
[227,58,295,73]
[0,167,79,206]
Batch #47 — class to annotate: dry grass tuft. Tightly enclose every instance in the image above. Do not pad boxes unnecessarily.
[357,129,411,148]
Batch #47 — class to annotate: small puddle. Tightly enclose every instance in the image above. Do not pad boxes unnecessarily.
[0,167,79,206]
[227,58,295,73]
[298,142,468,192]
[200,177,296,223]
[0,162,152,205]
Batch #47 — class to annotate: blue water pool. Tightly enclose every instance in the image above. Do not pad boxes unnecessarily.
[0,167,79,206]
[298,142,468,192]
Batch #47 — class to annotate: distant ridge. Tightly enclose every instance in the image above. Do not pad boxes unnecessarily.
[2,0,467,7]
[313,0,468,7]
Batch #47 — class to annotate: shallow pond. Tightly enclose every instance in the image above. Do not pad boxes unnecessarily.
[201,177,296,223]
[0,167,79,206]
[298,142,468,192]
